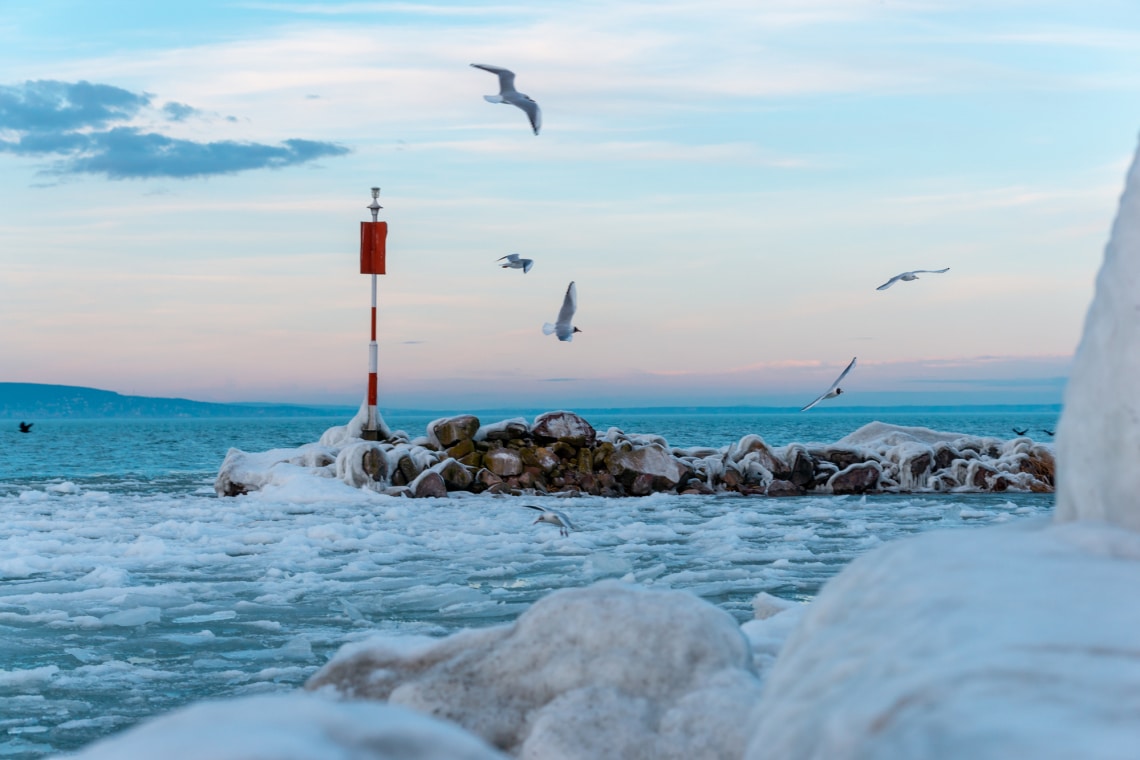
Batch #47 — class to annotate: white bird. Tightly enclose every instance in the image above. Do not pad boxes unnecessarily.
[498,253,533,273]
[543,281,581,342]
[524,505,574,536]
[470,63,542,135]
[876,267,950,291]
[800,357,857,412]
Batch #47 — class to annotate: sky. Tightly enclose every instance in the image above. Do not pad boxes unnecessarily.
[2,0,1139,410]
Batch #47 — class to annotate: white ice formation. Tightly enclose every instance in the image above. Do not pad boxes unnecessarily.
[306,581,766,759]
[1055,142,1140,531]
[61,692,507,760]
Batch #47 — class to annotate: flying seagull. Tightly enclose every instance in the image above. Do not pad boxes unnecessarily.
[18,421,32,433]
[470,63,541,135]
[800,357,857,412]
[543,281,581,342]
[876,268,950,291]
[524,505,574,536]
[498,253,533,273]
[1042,428,1055,437]
[1012,427,1028,436]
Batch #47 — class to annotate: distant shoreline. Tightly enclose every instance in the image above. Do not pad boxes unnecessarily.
[0,382,1062,421]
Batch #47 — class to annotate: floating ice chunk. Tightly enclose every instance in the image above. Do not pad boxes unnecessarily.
[63,692,507,760]
[100,607,161,627]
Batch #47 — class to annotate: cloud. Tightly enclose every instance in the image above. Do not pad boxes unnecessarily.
[0,79,148,131]
[0,79,349,179]
[162,101,199,121]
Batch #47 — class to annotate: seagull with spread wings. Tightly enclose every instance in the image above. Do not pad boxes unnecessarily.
[524,505,574,536]
[543,281,581,342]
[876,267,950,291]
[498,253,533,273]
[800,357,857,412]
[470,63,542,135]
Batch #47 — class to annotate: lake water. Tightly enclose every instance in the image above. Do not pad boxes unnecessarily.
[0,408,1059,758]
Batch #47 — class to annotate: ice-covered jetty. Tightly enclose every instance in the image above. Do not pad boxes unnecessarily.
[215,409,1054,498]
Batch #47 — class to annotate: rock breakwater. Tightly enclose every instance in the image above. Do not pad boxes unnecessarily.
[215,409,1054,498]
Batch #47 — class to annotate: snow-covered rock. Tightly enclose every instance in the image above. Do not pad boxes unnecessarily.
[306,581,765,759]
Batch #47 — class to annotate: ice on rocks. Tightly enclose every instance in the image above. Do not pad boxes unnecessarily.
[306,581,765,758]
[62,692,508,760]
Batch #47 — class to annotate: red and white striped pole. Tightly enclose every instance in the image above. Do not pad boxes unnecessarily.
[360,187,388,441]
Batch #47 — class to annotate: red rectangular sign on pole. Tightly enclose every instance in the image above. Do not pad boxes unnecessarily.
[360,221,388,274]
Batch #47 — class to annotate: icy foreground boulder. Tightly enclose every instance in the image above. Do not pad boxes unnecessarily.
[1055,137,1140,530]
[745,520,1140,758]
[61,692,507,760]
[306,581,765,759]
[743,139,1140,758]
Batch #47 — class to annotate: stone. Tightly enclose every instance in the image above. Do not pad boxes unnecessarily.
[447,439,475,459]
[533,447,560,471]
[412,471,447,498]
[608,443,689,492]
[828,463,880,494]
[731,435,791,479]
[787,446,816,488]
[485,448,524,478]
[475,468,502,488]
[480,418,530,442]
[933,444,959,471]
[816,446,865,471]
[531,411,597,447]
[766,479,805,497]
[458,451,483,470]
[435,459,473,491]
[551,441,577,460]
[431,415,481,448]
[629,472,655,496]
[970,462,998,489]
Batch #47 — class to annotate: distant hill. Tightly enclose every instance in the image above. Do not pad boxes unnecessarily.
[0,383,358,419]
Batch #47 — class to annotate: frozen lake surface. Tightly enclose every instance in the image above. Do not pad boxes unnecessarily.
[0,411,1056,758]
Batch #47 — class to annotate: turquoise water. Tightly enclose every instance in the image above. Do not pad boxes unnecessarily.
[0,409,1057,758]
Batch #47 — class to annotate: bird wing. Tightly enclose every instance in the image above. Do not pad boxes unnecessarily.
[508,95,541,135]
[500,253,520,263]
[557,281,577,325]
[470,63,517,93]
[550,509,574,530]
[523,505,546,513]
[827,356,857,393]
[522,258,533,273]
[802,357,857,411]
[799,393,829,413]
[876,273,904,291]
[911,268,950,275]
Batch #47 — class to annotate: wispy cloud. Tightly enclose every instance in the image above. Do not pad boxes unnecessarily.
[0,79,348,179]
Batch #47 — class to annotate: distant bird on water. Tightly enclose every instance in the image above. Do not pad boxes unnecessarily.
[18,421,33,433]
[800,357,857,412]
[876,268,950,291]
[543,281,581,342]
[470,63,542,135]
[498,253,533,273]
[524,505,574,536]
[1012,427,1028,436]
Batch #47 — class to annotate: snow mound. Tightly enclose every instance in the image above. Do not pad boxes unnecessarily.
[306,580,765,759]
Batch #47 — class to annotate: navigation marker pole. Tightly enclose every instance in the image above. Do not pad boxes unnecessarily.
[360,187,388,441]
